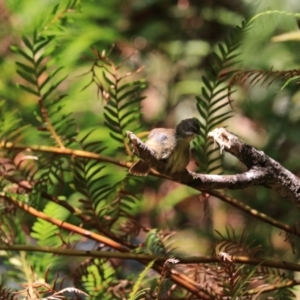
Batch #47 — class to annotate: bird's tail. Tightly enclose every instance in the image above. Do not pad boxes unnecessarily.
[129,160,150,176]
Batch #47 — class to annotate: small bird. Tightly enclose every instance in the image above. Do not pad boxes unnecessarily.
[129,118,200,176]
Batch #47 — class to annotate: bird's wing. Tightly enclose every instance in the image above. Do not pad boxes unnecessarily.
[129,159,150,176]
[145,128,176,159]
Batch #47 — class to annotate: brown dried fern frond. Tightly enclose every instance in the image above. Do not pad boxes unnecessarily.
[214,227,261,258]
[0,284,17,300]
[228,68,300,101]
[182,263,224,299]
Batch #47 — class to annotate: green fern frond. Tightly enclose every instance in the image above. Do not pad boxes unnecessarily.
[73,158,140,236]
[31,201,70,247]
[145,229,168,255]
[33,154,70,195]
[73,157,110,219]
[0,100,29,144]
[11,3,82,193]
[29,202,71,272]
[78,258,115,299]
[72,133,112,222]
[128,260,155,300]
[85,50,146,155]
[73,133,141,236]
[195,21,248,174]
[12,3,78,148]
[104,175,142,237]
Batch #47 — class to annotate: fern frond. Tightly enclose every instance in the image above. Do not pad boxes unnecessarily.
[31,202,70,247]
[220,259,253,298]
[0,99,73,197]
[105,176,142,238]
[128,260,155,300]
[12,3,79,148]
[228,68,300,100]
[0,284,16,300]
[85,50,146,156]
[27,202,71,272]
[0,100,29,144]
[214,227,261,258]
[244,266,296,298]
[195,21,248,174]
[183,264,223,297]
[75,258,115,299]
[33,154,70,195]
[145,229,176,255]
[72,131,142,238]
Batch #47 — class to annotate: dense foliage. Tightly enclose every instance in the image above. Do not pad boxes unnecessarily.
[1,0,300,299]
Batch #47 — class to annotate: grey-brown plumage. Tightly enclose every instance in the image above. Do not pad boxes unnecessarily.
[129,118,200,176]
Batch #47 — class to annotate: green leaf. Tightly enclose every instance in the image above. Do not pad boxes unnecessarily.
[196,102,208,120]
[206,147,219,157]
[12,47,34,63]
[105,105,118,119]
[109,131,124,144]
[42,76,67,100]
[211,86,228,99]
[207,155,222,165]
[218,44,226,58]
[118,79,146,93]
[16,70,36,86]
[22,36,33,51]
[35,54,46,67]
[208,114,232,131]
[104,119,120,133]
[208,165,222,173]
[212,52,222,68]
[202,76,213,92]
[208,110,231,125]
[119,109,137,123]
[119,96,145,111]
[122,116,138,129]
[118,85,144,102]
[36,65,47,78]
[15,62,35,74]
[201,87,211,102]
[209,101,231,116]
[39,67,64,90]
[18,84,39,96]
[225,52,240,62]
[103,71,115,86]
[33,37,53,53]
[104,112,120,129]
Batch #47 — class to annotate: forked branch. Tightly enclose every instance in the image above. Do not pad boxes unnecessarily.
[127,128,300,206]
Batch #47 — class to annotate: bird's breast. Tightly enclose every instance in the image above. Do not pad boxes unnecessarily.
[145,129,191,174]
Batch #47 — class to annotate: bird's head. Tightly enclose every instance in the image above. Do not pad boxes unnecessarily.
[175,118,200,140]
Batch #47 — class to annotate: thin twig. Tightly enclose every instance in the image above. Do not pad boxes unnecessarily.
[1,245,300,272]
